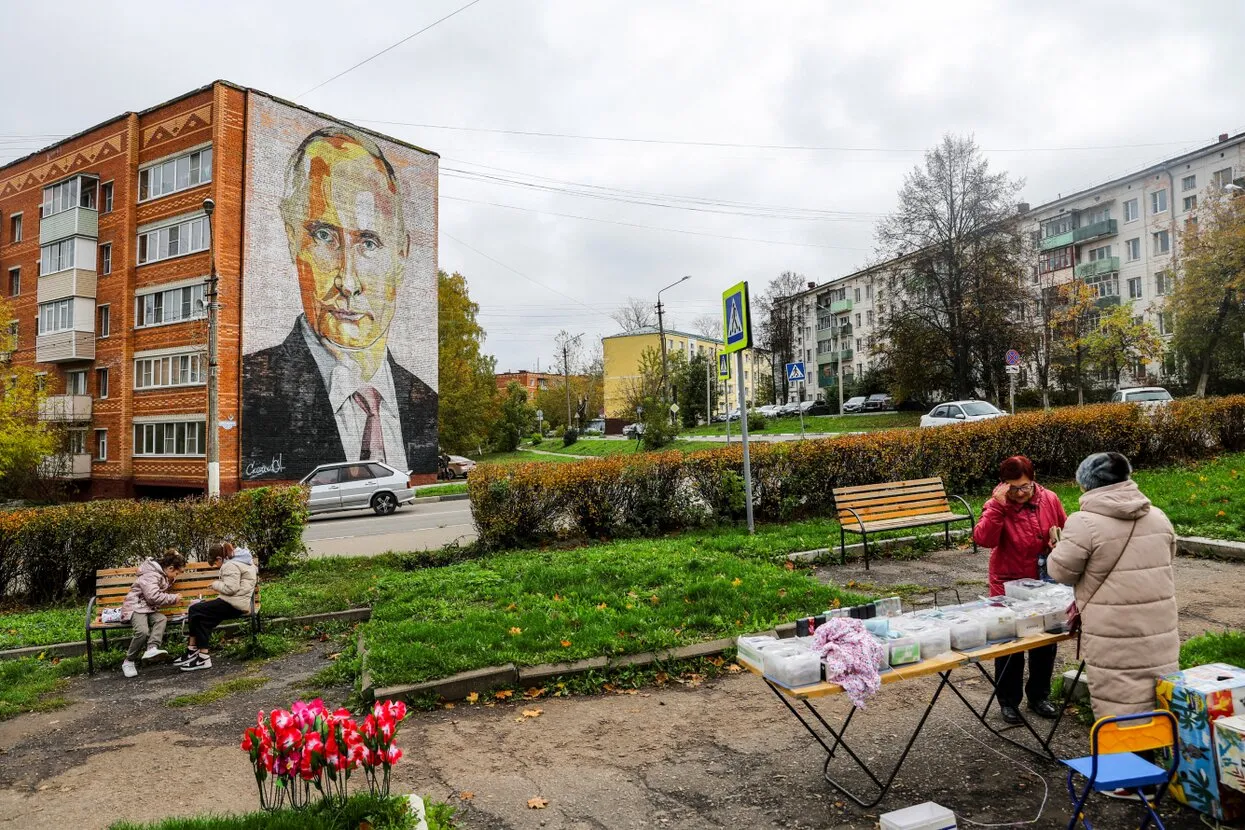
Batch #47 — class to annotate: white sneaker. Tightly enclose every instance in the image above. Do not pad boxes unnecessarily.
[122,660,138,678]
[141,646,168,661]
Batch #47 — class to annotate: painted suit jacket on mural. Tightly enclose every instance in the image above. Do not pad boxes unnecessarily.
[242,320,438,481]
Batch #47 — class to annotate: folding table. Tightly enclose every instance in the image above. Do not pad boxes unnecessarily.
[749,631,1083,808]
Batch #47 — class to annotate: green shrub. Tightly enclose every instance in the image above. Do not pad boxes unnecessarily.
[563,428,579,447]
[747,412,766,432]
[0,487,307,602]
[554,425,566,438]
[106,793,452,829]
[530,433,543,446]
[468,396,1245,549]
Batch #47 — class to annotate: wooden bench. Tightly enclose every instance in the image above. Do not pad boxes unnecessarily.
[85,561,260,674]
[832,477,977,570]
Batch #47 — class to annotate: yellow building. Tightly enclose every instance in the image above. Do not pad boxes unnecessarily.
[602,326,769,424]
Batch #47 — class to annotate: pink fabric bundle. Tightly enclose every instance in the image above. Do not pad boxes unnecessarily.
[811,617,885,708]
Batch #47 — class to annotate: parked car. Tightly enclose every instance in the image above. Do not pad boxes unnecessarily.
[919,400,1007,428]
[1111,387,1174,408]
[301,461,416,516]
[863,393,895,411]
[442,455,476,479]
[586,418,606,433]
[623,422,646,438]
[842,395,868,414]
[807,400,832,416]
[779,401,802,416]
[758,404,783,417]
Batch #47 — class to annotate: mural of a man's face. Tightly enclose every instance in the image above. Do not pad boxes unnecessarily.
[286,135,409,352]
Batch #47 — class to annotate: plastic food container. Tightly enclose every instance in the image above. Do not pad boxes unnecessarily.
[880,801,958,830]
[864,617,891,637]
[1011,603,1047,637]
[945,615,988,651]
[765,650,823,688]
[1004,578,1048,600]
[902,620,952,659]
[875,596,903,617]
[888,633,921,666]
[971,607,1018,642]
[761,644,807,677]
[735,634,778,670]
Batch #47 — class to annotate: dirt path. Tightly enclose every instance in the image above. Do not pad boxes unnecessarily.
[0,552,1238,829]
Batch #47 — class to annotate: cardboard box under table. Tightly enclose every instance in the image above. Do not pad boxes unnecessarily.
[748,631,1079,809]
[1156,662,1245,821]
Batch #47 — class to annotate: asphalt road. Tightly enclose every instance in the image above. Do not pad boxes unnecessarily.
[302,498,476,557]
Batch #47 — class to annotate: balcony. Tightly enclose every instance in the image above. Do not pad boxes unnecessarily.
[38,268,97,303]
[40,453,92,480]
[1095,295,1121,309]
[830,298,853,314]
[1074,219,1117,244]
[39,394,92,421]
[36,330,95,363]
[39,206,98,245]
[1075,257,1120,279]
[839,348,854,362]
[816,318,837,333]
[818,368,838,389]
[1039,230,1075,251]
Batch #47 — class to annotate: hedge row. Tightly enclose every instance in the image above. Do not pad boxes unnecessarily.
[0,486,308,603]
[468,396,1245,550]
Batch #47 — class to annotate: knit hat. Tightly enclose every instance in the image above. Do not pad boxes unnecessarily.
[1075,452,1132,491]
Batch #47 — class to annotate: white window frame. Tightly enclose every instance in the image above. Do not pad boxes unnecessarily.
[134,351,205,390]
[94,428,107,462]
[1182,175,1196,192]
[101,181,114,214]
[1153,230,1171,255]
[132,419,205,457]
[1127,276,1142,299]
[1123,198,1139,222]
[96,367,109,399]
[65,369,87,396]
[1155,271,1172,296]
[1125,238,1141,261]
[99,243,111,275]
[137,214,210,265]
[37,299,74,334]
[1150,189,1168,215]
[1087,245,1112,262]
[1183,195,1197,213]
[40,239,76,275]
[97,304,111,338]
[1214,167,1235,188]
[67,428,87,456]
[8,212,22,243]
[134,280,206,328]
[138,146,213,203]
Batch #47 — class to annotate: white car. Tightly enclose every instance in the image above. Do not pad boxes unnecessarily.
[842,396,868,414]
[920,400,1007,428]
[758,404,783,417]
[301,461,416,516]
[1111,387,1173,408]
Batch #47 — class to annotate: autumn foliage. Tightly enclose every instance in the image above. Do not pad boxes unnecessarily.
[469,396,1245,549]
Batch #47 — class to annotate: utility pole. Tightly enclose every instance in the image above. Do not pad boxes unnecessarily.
[656,276,691,405]
[705,350,711,427]
[556,331,583,430]
[202,197,220,498]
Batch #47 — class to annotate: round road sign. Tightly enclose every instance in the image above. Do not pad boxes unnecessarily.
[1005,349,1021,366]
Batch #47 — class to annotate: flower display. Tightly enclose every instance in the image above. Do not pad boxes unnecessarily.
[240,698,409,811]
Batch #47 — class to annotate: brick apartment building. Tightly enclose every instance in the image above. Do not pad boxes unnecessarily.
[0,81,440,498]
[494,370,558,395]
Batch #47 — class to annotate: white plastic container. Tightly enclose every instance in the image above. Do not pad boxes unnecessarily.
[1004,578,1048,600]
[762,644,807,677]
[971,607,1018,642]
[888,633,921,666]
[875,596,903,617]
[735,635,777,670]
[945,615,988,651]
[863,617,891,637]
[765,650,823,688]
[1011,602,1046,637]
[902,620,952,659]
[880,801,957,830]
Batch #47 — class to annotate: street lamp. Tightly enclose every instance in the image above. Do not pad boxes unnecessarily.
[202,197,220,498]
[656,275,691,408]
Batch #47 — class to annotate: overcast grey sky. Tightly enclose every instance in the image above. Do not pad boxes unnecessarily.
[4,1,1243,371]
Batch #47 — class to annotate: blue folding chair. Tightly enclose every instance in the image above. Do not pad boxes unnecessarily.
[1063,710,1180,830]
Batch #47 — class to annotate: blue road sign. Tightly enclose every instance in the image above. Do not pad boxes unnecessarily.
[1005,349,1021,366]
[786,361,806,383]
[718,352,731,380]
[721,281,752,354]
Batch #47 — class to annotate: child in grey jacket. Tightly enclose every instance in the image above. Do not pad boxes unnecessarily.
[120,549,185,677]
[176,542,258,672]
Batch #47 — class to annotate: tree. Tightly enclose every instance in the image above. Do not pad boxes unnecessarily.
[673,351,713,427]
[756,271,807,402]
[876,134,1027,401]
[1173,187,1245,396]
[609,297,656,332]
[491,382,535,451]
[690,313,721,340]
[1046,280,1101,404]
[1082,303,1163,387]
[437,271,498,454]
[0,300,57,499]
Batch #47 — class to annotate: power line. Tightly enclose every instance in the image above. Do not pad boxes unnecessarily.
[295,0,487,99]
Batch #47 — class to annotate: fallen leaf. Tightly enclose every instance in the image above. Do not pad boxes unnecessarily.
[360,820,373,830]
[522,708,543,718]
[1218,510,1227,516]
[777,589,787,598]
[654,671,669,684]
[443,702,455,710]
[524,687,546,699]
[650,594,660,604]
[460,791,475,801]
[726,663,743,673]
[505,603,517,611]
[784,560,795,571]
[602,683,616,693]
[466,692,479,704]
[327,652,342,660]
[553,593,563,602]
[509,627,523,635]
[494,689,514,700]
[560,639,572,648]
[596,602,608,610]
[709,656,724,667]
[731,578,742,587]
[528,797,549,809]
[625,603,634,609]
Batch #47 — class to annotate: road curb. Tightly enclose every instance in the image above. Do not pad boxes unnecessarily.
[0,607,373,663]
[1177,536,1245,561]
[411,493,470,504]
[786,529,974,563]
[358,628,372,699]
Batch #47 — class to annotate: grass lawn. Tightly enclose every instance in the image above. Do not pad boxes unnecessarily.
[475,449,577,465]
[414,482,467,497]
[107,794,457,830]
[682,411,921,436]
[541,438,727,457]
[1180,630,1245,669]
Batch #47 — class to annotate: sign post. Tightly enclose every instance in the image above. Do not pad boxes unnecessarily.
[1005,349,1021,415]
[723,281,755,533]
[718,352,732,444]
[786,361,807,439]
[536,409,544,435]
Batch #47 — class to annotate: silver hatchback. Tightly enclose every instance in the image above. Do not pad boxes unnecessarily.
[300,461,416,516]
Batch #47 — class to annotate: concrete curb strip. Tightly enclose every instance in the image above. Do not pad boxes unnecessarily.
[0,606,373,662]
[375,663,518,702]
[518,656,608,684]
[358,629,372,698]
[411,493,469,504]
[1177,536,1245,561]
[786,529,973,562]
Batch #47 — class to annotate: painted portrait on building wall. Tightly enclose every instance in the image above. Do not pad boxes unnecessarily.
[241,94,438,481]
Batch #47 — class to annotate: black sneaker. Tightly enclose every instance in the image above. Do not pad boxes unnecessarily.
[179,653,212,672]
[1000,705,1023,725]
[172,650,199,667]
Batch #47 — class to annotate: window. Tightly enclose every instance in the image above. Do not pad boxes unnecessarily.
[137,215,210,264]
[1125,238,1141,261]
[854,287,861,302]
[94,429,107,462]
[67,429,87,456]
[1183,195,1197,212]
[133,420,205,456]
[1158,311,1173,336]
[8,213,21,243]
[307,467,340,486]
[1153,230,1170,255]
[1182,175,1197,192]
[1127,277,1142,299]
[96,367,109,399]
[101,181,114,213]
[1155,270,1172,296]
[1041,215,1076,238]
[1087,245,1112,262]
[40,239,75,274]
[5,321,16,351]
[7,267,18,297]
[99,243,111,275]
[1039,247,1074,272]
[1150,189,1168,214]
[66,370,86,395]
[135,282,206,327]
[37,299,74,334]
[97,305,110,337]
[855,312,861,327]
[41,177,96,217]
[138,148,213,201]
[1085,207,1110,224]
[1085,273,1119,298]
[134,352,204,389]
[866,310,874,326]
[1162,352,1178,377]
[866,284,874,301]
[1214,167,1235,188]
[1123,198,1139,222]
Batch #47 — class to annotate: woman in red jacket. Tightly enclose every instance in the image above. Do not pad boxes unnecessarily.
[972,455,1067,725]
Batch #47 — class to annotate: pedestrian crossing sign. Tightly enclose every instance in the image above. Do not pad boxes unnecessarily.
[786,361,806,383]
[718,353,731,380]
[721,281,752,354]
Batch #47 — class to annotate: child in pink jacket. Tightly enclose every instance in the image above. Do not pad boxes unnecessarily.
[120,549,185,678]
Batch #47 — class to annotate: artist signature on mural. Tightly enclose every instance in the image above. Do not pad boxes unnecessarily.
[245,455,285,478]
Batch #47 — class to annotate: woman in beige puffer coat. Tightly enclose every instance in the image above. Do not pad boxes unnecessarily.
[1047,452,1180,717]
